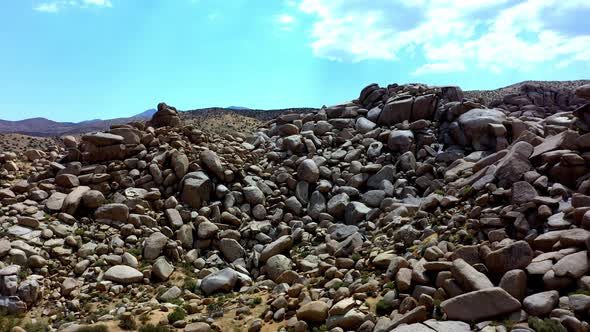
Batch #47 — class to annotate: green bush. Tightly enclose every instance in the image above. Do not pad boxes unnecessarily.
[528,317,567,332]
[311,325,328,332]
[184,278,198,293]
[0,311,22,332]
[119,317,137,330]
[568,289,590,296]
[167,307,186,323]
[331,281,344,290]
[23,322,50,332]
[139,324,172,332]
[375,299,392,315]
[77,325,109,332]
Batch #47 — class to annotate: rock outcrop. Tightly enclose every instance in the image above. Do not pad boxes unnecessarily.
[1,81,590,332]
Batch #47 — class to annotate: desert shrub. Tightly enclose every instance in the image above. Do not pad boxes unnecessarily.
[528,317,567,332]
[77,325,109,332]
[138,324,172,332]
[375,299,392,315]
[167,307,186,323]
[119,317,137,330]
[23,321,50,332]
[0,310,22,332]
[184,278,198,293]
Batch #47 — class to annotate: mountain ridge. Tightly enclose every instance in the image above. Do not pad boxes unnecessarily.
[2,80,589,137]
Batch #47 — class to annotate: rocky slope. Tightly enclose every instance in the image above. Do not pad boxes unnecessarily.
[464,80,590,106]
[1,82,590,332]
[0,112,156,137]
[0,107,317,137]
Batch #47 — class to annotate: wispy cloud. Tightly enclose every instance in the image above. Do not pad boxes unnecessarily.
[33,0,112,13]
[298,0,590,74]
[34,2,60,12]
[82,0,112,7]
[274,14,296,31]
[412,62,466,76]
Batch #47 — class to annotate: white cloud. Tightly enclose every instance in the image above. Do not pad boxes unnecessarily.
[82,0,112,7]
[298,0,590,74]
[274,14,296,31]
[33,0,112,13]
[412,62,466,76]
[34,3,59,12]
[275,14,295,25]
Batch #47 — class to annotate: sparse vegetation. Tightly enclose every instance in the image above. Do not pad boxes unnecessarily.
[184,278,198,293]
[0,313,22,332]
[311,325,328,332]
[167,307,187,323]
[76,325,109,332]
[119,317,137,330]
[138,324,172,332]
[23,321,50,332]
[528,317,567,332]
[459,185,475,197]
[375,299,392,315]
[568,289,590,296]
[331,281,344,290]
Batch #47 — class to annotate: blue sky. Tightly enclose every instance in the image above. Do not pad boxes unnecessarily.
[1,0,589,122]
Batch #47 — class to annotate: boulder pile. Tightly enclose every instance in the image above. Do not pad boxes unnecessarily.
[1,82,590,332]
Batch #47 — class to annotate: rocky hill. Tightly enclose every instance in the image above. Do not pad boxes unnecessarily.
[0,111,156,137]
[1,82,590,332]
[464,80,590,105]
[0,107,318,138]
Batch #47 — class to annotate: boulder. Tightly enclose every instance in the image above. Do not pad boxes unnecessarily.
[82,133,124,146]
[388,130,414,152]
[297,159,320,183]
[200,150,225,179]
[440,287,521,321]
[143,232,168,260]
[61,186,91,215]
[485,241,534,274]
[553,250,589,278]
[296,301,329,322]
[200,268,238,295]
[181,172,212,208]
[152,257,174,281]
[494,142,533,187]
[104,265,143,284]
[451,258,493,291]
[94,203,129,225]
[523,290,559,316]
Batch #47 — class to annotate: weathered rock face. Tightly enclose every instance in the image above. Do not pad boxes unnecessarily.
[200,268,238,295]
[181,172,212,208]
[456,108,507,150]
[440,288,521,321]
[150,102,181,128]
[104,265,144,284]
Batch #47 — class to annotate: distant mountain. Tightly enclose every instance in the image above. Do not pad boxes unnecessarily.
[0,106,320,137]
[133,109,157,118]
[226,106,251,110]
[0,109,159,137]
